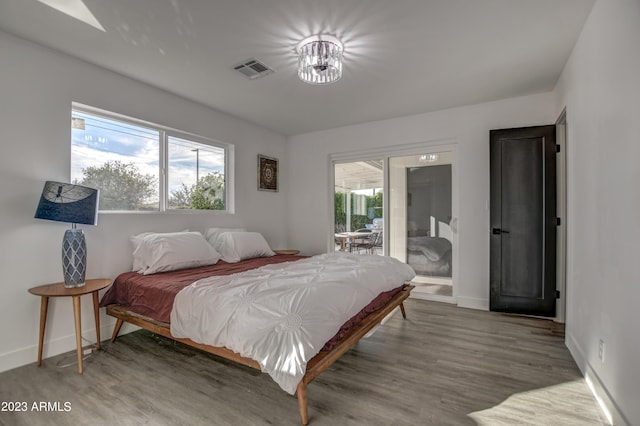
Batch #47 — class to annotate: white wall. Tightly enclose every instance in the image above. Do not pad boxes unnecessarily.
[286,92,556,310]
[554,0,640,423]
[0,31,289,373]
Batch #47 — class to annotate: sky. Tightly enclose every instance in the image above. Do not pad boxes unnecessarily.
[71,110,225,200]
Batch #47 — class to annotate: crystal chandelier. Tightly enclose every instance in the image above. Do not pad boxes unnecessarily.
[297,34,343,85]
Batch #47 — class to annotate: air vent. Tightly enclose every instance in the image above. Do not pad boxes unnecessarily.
[233,58,274,80]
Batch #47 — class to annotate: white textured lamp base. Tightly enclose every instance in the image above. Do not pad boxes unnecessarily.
[62,228,86,288]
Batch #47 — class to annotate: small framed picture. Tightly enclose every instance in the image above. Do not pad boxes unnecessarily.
[258,154,278,192]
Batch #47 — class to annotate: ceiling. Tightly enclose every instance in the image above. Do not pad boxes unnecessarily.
[0,0,595,136]
[335,160,384,192]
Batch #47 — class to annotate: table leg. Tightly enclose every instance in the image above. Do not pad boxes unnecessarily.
[72,295,83,374]
[92,291,101,350]
[37,296,49,367]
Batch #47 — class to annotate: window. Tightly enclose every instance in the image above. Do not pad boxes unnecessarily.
[71,106,230,212]
[334,160,384,234]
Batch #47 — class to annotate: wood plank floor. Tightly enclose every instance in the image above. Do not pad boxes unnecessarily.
[0,300,607,425]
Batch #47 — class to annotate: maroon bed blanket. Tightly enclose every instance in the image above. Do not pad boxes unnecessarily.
[100,254,304,323]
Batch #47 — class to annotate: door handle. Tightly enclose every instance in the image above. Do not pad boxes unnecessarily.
[492,228,510,235]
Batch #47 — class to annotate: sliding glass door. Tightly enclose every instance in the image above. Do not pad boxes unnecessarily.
[331,147,457,301]
[389,152,454,298]
[334,160,384,252]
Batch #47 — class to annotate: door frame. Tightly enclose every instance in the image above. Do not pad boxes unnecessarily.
[556,109,568,323]
[490,125,558,316]
[328,139,459,303]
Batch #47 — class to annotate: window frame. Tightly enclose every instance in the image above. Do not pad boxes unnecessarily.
[72,103,234,214]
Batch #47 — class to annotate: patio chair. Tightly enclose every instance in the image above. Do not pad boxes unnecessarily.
[350,230,381,254]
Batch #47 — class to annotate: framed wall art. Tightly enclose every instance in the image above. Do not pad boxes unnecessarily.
[257,154,278,192]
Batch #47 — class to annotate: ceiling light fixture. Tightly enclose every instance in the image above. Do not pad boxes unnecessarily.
[296,34,343,85]
[419,154,439,163]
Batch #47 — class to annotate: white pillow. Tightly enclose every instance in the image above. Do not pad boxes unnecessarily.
[216,231,275,263]
[130,230,189,271]
[130,232,157,272]
[204,227,246,247]
[133,231,221,275]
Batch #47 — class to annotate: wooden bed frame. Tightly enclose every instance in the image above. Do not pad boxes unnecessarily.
[106,284,414,425]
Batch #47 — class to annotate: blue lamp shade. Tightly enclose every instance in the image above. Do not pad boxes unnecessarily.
[34,181,99,288]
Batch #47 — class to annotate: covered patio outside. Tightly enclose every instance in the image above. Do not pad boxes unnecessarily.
[334,160,383,254]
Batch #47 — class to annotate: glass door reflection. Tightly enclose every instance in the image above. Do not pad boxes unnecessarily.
[389,152,453,297]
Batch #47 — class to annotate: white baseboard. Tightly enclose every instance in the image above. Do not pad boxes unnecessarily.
[0,320,138,374]
[410,292,457,304]
[457,296,489,311]
[410,293,488,310]
[565,333,628,425]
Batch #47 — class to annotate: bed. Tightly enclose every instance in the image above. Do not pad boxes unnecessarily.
[100,230,415,425]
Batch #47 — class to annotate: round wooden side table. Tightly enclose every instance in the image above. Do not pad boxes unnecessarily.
[28,278,112,374]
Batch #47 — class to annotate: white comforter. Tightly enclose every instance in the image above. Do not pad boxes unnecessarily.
[170,252,415,394]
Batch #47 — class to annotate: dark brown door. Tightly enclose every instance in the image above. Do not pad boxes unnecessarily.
[490,125,557,316]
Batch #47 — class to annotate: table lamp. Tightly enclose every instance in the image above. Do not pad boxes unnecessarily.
[34,181,99,288]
